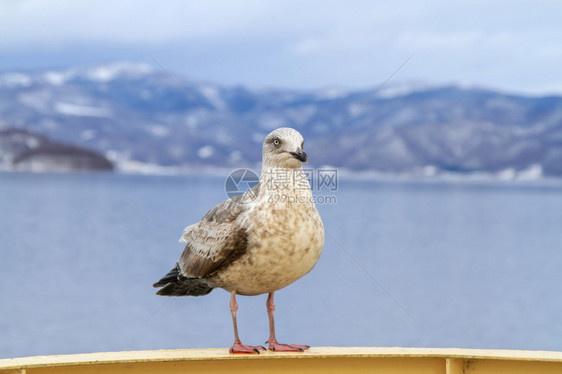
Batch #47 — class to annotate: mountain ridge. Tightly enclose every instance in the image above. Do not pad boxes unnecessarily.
[1,62,561,178]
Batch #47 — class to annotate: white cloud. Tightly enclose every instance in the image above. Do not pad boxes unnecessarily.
[0,0,271,44]
[396,31,484,50]
[0,0,561,93]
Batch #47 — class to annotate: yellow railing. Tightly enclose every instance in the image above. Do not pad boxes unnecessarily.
[1,347,561,374]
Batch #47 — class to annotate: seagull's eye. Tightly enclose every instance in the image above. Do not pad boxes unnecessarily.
[273,139,280,146]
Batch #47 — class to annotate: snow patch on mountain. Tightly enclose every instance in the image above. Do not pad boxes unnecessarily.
[54,103,112,117]
[85,62,153,82]
[197,145,214,159]
[199,84,226,110]
[0,73,32,88]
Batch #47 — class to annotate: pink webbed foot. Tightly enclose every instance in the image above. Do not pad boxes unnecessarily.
[230,341,266,354]
[267,341,310,352]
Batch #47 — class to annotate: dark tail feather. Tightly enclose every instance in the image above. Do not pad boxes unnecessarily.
[153,264,182,287]
[153,263,213,297]
[155,279,213,296]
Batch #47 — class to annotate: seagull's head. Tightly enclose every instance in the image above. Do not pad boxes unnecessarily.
[262,127,307,169]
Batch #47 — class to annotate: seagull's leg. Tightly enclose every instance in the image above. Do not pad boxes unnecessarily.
[265,292,310,352]
[229,290,265,354]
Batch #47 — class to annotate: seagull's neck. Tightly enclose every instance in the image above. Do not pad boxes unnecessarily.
[259,165,302,180]
[258,166,312,199]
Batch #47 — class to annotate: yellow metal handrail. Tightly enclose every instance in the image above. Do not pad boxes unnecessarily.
[1,347,562,373]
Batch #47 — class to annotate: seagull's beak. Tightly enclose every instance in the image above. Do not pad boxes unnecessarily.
[289,147,308,163]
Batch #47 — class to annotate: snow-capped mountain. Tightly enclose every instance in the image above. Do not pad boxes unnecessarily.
[1,62,562,177]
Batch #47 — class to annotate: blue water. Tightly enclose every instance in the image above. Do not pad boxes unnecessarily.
[1,172,561,359]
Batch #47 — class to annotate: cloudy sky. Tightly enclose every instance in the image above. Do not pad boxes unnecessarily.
[1,0,561,94]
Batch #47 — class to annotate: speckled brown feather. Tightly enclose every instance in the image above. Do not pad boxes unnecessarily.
[177,186,258,278]
[179,227,248,278]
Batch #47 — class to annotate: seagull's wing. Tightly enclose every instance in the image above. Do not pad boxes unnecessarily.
[178,187,258,278]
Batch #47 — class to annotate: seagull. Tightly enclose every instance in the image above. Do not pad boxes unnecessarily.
[153,127,325,354]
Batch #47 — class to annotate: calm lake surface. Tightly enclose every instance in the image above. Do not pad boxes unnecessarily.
[1,172,561,358]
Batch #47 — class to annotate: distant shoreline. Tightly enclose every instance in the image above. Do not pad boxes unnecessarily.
[3,165,562,189]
